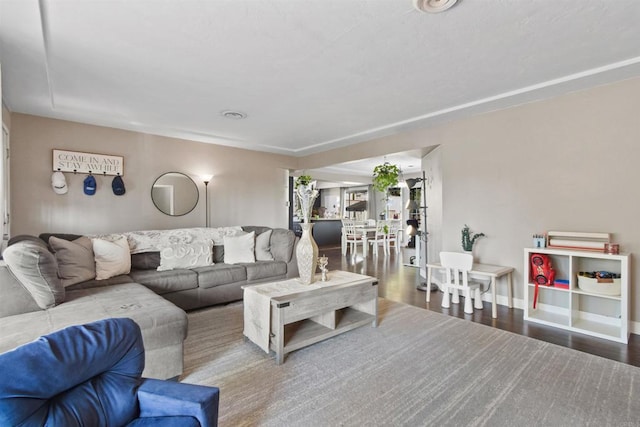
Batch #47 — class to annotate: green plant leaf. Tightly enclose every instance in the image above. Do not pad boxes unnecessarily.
[372,163,400,194]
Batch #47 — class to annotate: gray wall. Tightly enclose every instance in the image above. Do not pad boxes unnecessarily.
[438,78,639,314]
[300,76,640,324]
[461,79,636,322]
[9,114,296,235]
[5,76,640,326]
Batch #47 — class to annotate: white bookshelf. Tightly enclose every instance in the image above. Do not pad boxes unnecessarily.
[523,247,630,344]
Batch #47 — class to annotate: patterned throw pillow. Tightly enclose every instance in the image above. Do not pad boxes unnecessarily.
[157,241,213,271]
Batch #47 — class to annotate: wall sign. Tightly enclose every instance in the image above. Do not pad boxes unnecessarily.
[52,149,124,176]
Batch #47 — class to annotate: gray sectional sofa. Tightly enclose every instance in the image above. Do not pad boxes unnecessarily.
[0,226,298,379]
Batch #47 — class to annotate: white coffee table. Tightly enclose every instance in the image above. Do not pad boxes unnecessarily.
[243,270,378,364]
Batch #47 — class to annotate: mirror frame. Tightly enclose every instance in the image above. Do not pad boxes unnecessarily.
[151,172,199,217]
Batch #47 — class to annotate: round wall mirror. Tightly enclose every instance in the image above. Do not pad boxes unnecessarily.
[151,172,199,216]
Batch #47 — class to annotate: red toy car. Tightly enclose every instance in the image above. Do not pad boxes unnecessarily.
[531,253,555,309]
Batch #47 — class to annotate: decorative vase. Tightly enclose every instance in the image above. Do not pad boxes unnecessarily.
[296,222,319,285]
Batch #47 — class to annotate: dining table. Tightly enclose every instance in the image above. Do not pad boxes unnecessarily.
[341,224,377,257]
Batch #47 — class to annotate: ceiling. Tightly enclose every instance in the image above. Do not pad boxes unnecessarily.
[1,0,640,163]
[305,148,431,188]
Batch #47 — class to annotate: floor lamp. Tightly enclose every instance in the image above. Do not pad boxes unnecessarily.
[405,171,437,292]
[202,175,213,227]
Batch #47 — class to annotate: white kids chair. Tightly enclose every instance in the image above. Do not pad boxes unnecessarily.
[440,251,484,314]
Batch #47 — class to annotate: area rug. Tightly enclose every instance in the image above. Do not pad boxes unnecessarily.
[181,298,640,426]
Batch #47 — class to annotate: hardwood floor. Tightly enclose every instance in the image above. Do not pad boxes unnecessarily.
[318,244,640,367]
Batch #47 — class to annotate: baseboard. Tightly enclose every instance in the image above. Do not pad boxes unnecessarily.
[631,320,640,335]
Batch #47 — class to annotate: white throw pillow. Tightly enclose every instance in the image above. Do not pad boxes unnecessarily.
[157,241,213,271]
[92,236,131,280]
[255,230,274,261]
[224,231,255,264]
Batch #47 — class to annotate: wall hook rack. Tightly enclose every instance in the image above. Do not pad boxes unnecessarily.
[52,149,124,177]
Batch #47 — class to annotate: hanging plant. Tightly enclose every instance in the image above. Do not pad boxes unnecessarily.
[461,224,485,252]
[372,163,400,194]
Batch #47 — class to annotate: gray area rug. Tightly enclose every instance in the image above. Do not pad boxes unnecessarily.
[181,298,640,426]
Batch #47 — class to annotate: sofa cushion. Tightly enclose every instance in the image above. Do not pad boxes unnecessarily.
[9,234,49,247]
[212,246,224,263]
[66,274,134,291]
[127,416,200,427]
[255,230,274,261]
[92,236,131,280]
[0,266,42,317]
[157,241,213,271]
[244,261,287,281]
[0,283,188,368]
[193,264,247,289]
[2,240,64,309]
[223,232,255,264]
[129,269,198,295]
[49,236,96,287]
[131,252,161,270]
[38,233,84,250]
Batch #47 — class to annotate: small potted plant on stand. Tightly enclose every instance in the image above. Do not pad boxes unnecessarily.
[372,162,400,220]
[461,224,485,257]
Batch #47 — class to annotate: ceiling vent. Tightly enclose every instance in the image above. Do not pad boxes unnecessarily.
[413,0,459,13]
[220,110,247,120]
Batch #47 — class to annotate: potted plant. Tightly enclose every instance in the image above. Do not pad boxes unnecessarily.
[294,175,318,223]
[461,224,485,252]
[294,174,320,284]
[372,162,400,219]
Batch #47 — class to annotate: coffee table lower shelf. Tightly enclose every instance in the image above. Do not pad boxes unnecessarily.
[275,307,375,356]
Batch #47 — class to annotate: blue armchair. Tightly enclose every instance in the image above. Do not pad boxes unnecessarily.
[0,318,219,426]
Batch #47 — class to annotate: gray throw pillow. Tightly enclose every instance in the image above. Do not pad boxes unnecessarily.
[49,236,96,287]
[255,230,274,261]
[2,240,64,309]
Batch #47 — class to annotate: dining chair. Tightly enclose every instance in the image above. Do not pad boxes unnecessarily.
[386,219,402,253]
[342,219,365,255]
[440,251,484,314]
[368,220,389,256]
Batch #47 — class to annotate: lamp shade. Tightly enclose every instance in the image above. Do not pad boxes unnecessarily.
[406,224,418,237]
[201,174,213,183]
[405,199,419,211]
[405,178,420,189]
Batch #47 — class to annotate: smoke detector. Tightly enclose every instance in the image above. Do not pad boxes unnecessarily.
[220,110,247,120]
[413,0,459,13]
